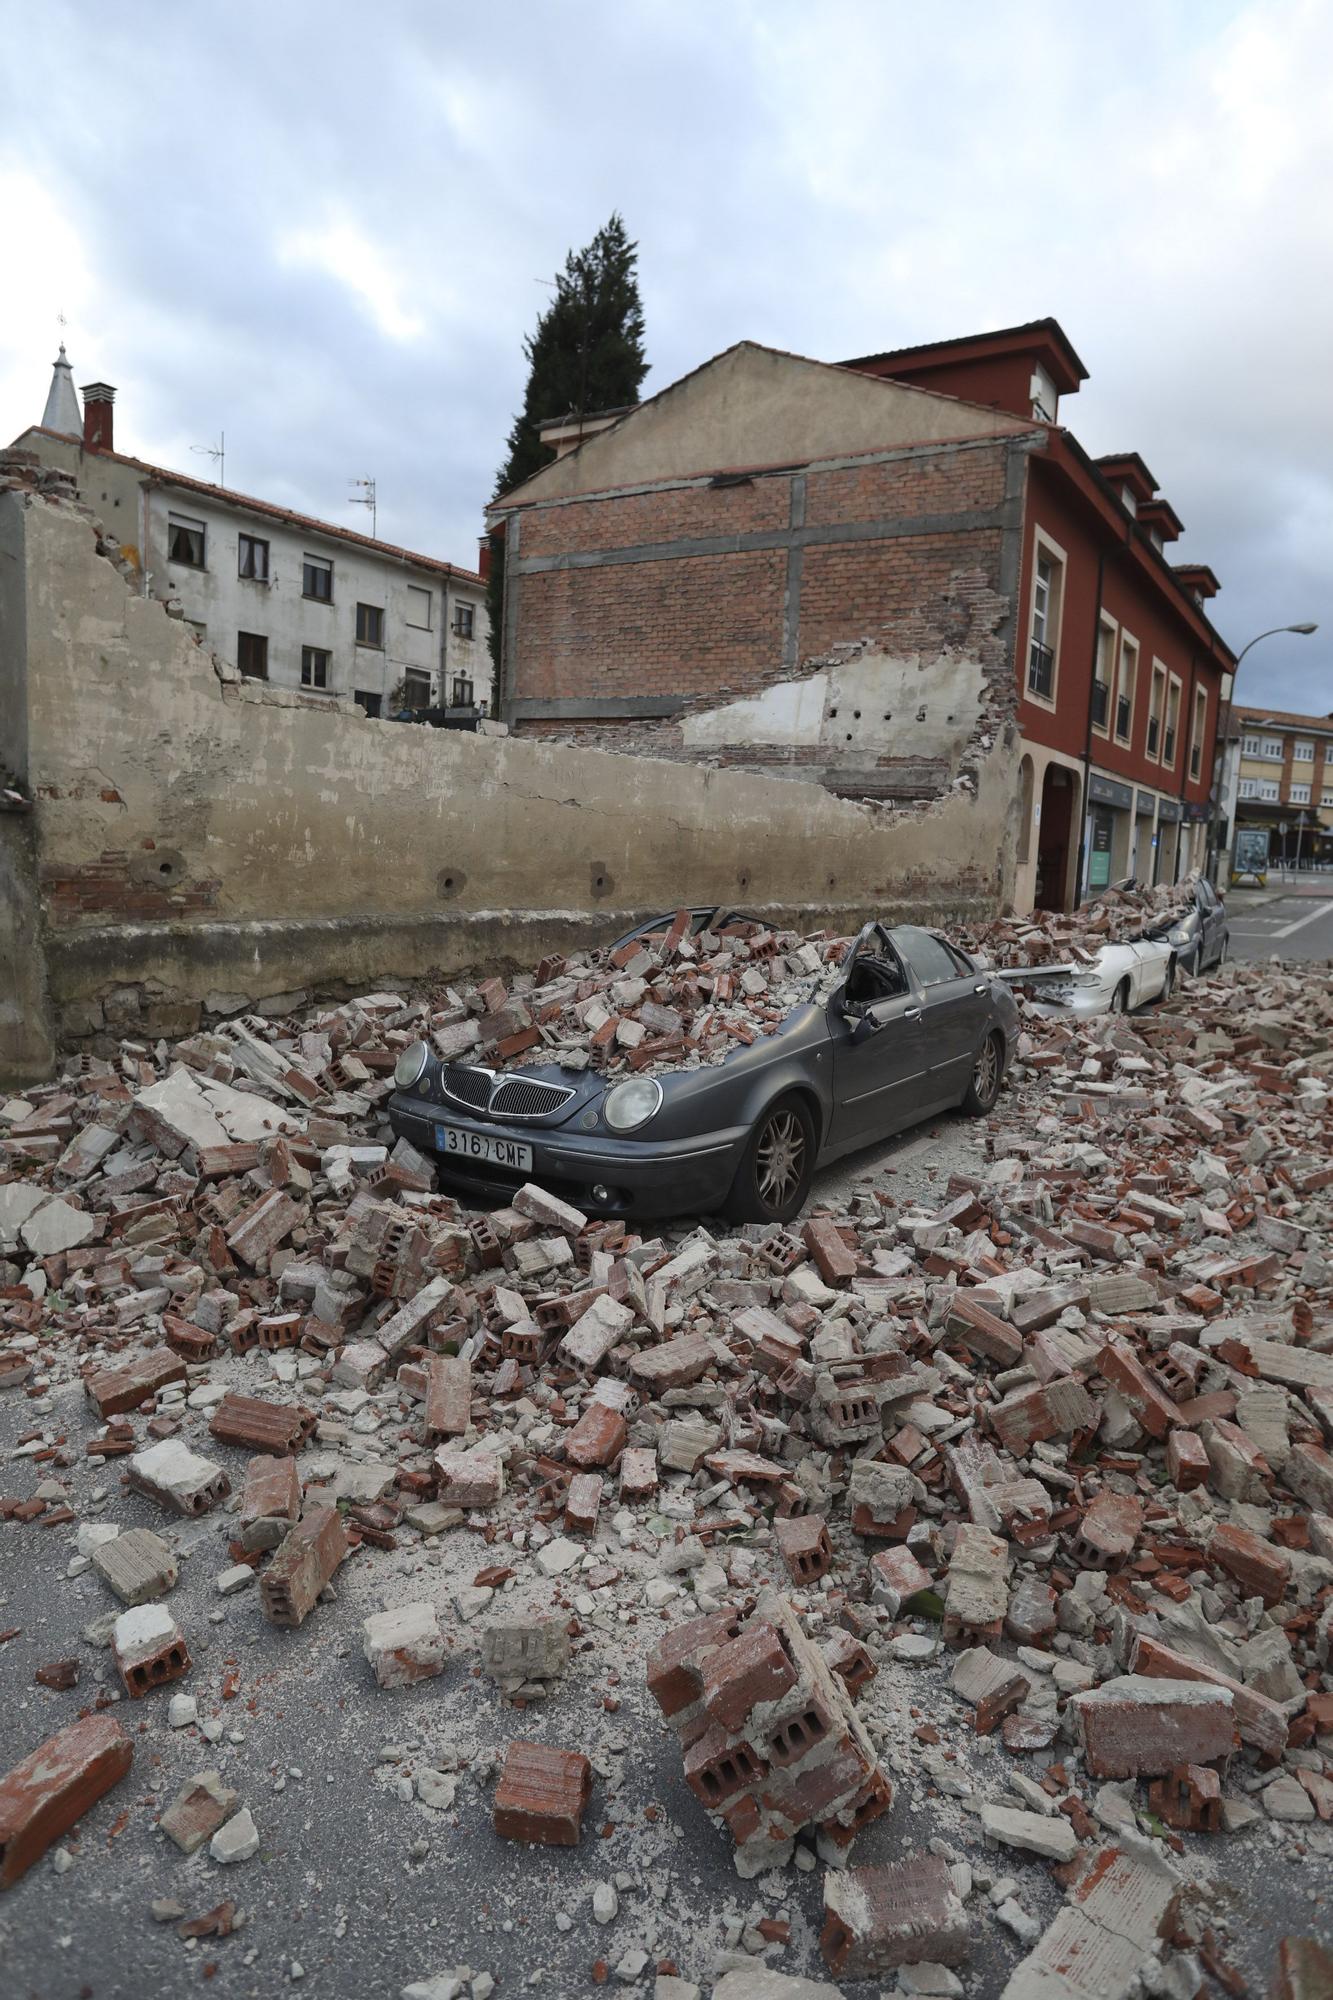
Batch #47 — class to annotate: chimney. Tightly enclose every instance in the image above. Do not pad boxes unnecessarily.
[81,383,116,453]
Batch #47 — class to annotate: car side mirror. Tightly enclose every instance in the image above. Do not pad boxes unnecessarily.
[848,1009,882,1043]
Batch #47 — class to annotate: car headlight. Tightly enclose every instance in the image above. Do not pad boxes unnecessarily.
[602,1077,663,1132]
[1167,928,1190,946]
[394,1040,430,1089]
[1072,972,1103,987]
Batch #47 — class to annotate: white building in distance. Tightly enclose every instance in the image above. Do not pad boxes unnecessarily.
[13,352,490,719]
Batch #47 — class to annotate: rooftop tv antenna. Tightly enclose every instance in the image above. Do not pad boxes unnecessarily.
[349,477,377,538]
[191,431,225,487]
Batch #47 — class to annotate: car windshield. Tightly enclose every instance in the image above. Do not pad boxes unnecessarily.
[891,925,970,987]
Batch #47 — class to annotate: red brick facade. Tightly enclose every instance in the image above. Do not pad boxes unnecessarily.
[501,433,1027,802]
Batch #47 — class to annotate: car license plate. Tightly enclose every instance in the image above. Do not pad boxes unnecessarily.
[435,1125,532,1171]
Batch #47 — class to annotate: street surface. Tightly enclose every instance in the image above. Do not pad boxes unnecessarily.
[1225,886,1333,965]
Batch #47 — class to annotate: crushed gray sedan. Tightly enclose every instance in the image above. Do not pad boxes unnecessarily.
[388,913,1019,1224]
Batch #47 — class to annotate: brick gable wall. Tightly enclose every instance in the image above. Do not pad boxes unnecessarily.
[499,434,1027,802]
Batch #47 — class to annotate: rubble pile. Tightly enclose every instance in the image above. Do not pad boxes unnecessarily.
[959,876,1201,966]
[1,942,1332,1994]
[432,914,838,1077]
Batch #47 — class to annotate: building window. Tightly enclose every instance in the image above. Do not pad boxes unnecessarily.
[1189,685,1208,780]
[1293,739,1315,761]
[355,689,382,718]
[451,675,474,708]
[356,602,384,647]
[453,601,475,640]
[1146,662,1167,760]
[1242,734,1262,756]
[1239,779,1259,800]
[405,585,433,630]
[168,513,206,568]
[401,671,432,709]
[238,533,269,581]
[1115,635,1138,744]
[1163,676,1181,769]
[1030,365,1057,422]
[1290,782,1311,804]
[1027,540,1063,703]
[1322,790,1333,808]
[1091,618,1115,735]
[303,555,333,602]
[301,646,330,690]
[1259,736,1283,760]
[237,631,268,680]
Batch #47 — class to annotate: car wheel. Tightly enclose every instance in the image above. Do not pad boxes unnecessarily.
[724,1093,817,1225]
[961,1031,1003,1116]
[1109,977,1131,1014]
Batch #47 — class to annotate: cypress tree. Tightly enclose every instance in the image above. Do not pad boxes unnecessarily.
[487,214,647,680]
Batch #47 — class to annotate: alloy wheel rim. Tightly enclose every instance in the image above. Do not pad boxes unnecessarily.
[757,1110,805,1206]
[974,1035,997,1101]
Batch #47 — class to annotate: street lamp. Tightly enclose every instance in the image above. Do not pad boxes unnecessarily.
[1208,623,1319,880]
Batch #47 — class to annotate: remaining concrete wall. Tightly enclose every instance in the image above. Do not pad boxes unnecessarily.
[0,482,1020,1081]
[0,812,56,1083]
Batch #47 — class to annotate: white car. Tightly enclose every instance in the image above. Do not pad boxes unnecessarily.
[997,936,1176,1018]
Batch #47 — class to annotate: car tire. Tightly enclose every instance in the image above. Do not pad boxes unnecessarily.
[1109,977,1131,1014]
[723,1092,817,1225]
[960,1030,1003,1116]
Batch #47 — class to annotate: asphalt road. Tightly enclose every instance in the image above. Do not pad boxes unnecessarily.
[1,1105,1324,2000]
[1226,888,1333,965]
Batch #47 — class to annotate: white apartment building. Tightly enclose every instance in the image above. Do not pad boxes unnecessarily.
[14,350,490,717]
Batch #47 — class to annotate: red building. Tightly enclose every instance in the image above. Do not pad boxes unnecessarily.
[846,323,1234,905]
[489,320,1234,912]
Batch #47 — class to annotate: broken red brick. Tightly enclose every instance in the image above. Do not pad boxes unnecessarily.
[493,1740,591,1846]
[772,1513,832,1585]
[821,1854,969,1977]
[0,1714,132,1887]
[260,1506,349,1629]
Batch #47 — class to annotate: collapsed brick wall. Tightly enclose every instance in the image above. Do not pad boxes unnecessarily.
[501,435,1028,800]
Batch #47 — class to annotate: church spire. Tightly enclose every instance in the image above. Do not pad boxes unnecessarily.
[41,343,83,436]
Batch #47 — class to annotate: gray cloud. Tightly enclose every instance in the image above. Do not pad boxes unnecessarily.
[2,0,1330,707]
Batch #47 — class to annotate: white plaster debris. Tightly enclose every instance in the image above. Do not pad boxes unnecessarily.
[210,1807,260,1864]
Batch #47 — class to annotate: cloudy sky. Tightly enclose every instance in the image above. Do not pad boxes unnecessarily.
[3,0,1331,709]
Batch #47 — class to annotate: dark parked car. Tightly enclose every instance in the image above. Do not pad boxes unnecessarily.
[1142,875,1229,975]
[388,912,1019,1224]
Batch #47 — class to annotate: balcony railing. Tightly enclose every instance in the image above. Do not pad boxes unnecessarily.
[1115,694,1132,740]
[1147,716,1160,756]
[1163,727,1176,765]
[1027,640,1054,700]
[1091,680,1110,730]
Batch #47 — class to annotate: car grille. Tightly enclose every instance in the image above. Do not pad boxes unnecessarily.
[440,1065,575,1122]
[491,1076,575,1120]
[441,1066,492,1111]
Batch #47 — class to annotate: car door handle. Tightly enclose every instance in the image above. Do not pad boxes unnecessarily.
[973,983,987,994]
[904,1006,922,1020]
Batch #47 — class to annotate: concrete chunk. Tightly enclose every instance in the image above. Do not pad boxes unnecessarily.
[91,1526,178,1605]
